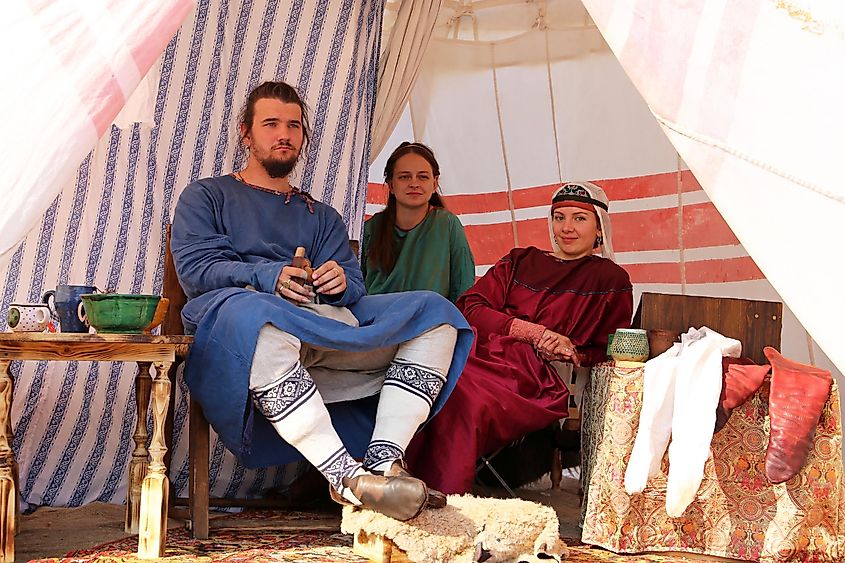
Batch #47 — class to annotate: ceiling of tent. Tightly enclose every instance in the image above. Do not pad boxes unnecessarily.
[385,0,595,42]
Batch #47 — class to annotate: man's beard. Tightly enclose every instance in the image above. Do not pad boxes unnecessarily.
[260,152,299,179]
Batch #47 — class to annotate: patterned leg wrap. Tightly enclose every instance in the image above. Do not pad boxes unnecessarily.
[251,363,363,501]
[251,364,317,423]
[365,361,448,473]
[364,440,404,472]
[382,360,446,409]
[318,446,365,493]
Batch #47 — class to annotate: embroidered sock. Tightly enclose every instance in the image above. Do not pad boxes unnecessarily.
[364,325,457,473]
[252,363,366,504]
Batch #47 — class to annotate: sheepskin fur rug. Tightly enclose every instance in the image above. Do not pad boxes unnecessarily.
[341,494,568,562]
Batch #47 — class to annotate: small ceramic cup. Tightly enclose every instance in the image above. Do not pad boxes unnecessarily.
[8,303,51,332]
[609,328,650,363]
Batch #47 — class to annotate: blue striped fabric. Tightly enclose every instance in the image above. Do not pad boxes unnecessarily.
[1,0,384,509]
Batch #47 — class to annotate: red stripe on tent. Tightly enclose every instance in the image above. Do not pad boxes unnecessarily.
[366,183,519,214]
[475,257,764,285]
[684,256,764,283]
[368,183,388,205]
[609,203,738,252]
[603,257,764,285]
[370,203,739,257]
[366,172,705,211]
[682,203,740,247]
[29,5,127,135]
[621,262,682,284]
[510,184,561,209]
[515,218,552,250]
[129,1,195,72]
[595,172,691,201]
[464,224,517,265]
[608,208,679,252]
[446,191,513,214]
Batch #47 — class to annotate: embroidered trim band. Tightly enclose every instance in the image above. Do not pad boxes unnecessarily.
[363,440,404,471]
[317,447,360,492]
[251,364,317,423]
[383,361,446,408]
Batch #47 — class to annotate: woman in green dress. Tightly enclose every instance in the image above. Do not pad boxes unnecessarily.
[362,142,475,302]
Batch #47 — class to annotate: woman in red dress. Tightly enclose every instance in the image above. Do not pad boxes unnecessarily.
[406,181,634,494]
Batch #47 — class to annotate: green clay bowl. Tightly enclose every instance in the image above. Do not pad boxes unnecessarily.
[80,294,160,334]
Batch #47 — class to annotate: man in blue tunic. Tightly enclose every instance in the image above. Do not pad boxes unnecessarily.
[171,81,472,521]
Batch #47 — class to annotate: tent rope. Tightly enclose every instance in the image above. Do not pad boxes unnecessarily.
[490,43,519,247]
[544,28,563,185]
[677,154,687,293]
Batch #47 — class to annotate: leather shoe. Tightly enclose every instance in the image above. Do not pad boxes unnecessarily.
[342,472,428,521]
[381,459,447,508]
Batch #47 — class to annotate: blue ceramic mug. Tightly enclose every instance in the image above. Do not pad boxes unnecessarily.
[42,284,99,333]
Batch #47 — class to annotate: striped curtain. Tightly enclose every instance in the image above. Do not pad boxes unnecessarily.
[2,0,385,509]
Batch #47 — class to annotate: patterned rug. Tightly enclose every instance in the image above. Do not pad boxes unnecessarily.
[29,511,710,562]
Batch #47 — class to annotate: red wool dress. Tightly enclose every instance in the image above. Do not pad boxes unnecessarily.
[406,247,633,493]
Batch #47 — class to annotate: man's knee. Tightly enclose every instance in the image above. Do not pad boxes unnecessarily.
[250,323,302,391]
[394,324,458,376]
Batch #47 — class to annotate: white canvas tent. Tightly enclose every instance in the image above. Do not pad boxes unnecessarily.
[370,0,844,382]
[0,0,842,510]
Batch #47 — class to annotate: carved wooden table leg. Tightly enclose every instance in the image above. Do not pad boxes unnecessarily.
[137,361,172,559]
[126,362,152,534]
[0,360,16,562]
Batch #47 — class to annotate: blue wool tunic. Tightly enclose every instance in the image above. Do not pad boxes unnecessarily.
[171,175,472,468]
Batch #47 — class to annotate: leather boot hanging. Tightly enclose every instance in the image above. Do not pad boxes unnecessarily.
[764,346,832,484]
[714,357,770,434]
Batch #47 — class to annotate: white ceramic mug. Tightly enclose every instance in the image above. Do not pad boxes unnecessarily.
[8,303,51,332]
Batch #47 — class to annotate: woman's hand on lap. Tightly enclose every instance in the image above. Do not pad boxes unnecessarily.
[537,330,581,366]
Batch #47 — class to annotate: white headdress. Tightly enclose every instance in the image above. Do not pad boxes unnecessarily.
[547,181,615,261]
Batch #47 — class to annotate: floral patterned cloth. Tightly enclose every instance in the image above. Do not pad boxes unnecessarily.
[581,362,845,562]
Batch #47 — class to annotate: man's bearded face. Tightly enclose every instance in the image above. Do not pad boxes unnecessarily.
[245,98,305,179]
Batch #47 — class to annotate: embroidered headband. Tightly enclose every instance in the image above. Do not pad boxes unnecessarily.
[551,183,609,212]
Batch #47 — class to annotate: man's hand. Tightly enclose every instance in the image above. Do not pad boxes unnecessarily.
[276,265,314,303]
[312,260,347,295]
[536,330,581,366]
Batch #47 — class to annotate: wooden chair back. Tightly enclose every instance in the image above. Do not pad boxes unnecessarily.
[162,225,188,337]
[632,292,782,365]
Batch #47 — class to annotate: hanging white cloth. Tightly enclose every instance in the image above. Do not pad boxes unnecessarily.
[624,341,682,495]
[624,327,741,517]
[666,327,740,516]
[370,0,442,161]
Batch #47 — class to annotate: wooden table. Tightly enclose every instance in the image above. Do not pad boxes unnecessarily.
[0,333,192,561]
